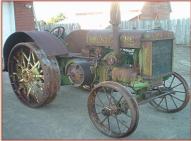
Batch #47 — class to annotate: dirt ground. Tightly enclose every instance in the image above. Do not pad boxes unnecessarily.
[2,46,191,139]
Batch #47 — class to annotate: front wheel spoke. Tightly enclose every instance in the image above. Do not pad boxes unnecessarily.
[97,94,105,106]
[174,90,186,94]
[105,91,112,106]
[170,95,184,102]
[100,116,108,124]
[164,96,168,111]
[122,111,131,118]
[114,115,121,133]
[95,103,104,108]
[170,83,182,89]
[155,96,165,108]
[169,76,175,88]
[110,94,118,105]
[107,116,110,131]
[117,96,123,105]
[117,118,129,129]
[170,95,178,108]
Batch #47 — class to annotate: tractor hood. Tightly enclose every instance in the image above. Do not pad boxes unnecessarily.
[86,29,174,48]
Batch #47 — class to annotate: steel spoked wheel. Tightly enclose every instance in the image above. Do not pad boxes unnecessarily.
[8,42,60,108]
[88,81,139,138]
[150,72,190,113]
[50,26,65,39]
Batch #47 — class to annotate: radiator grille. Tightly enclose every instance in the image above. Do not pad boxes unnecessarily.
[152,40,173,78]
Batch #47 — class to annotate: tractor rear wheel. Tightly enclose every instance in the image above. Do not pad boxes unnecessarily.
[88,81,139,138]
[8,42,60,108]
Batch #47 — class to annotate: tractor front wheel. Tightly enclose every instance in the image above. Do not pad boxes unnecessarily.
[88,81,139,138]
[149,72,190,113]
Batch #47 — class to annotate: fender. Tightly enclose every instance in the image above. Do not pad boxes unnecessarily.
[3,31,69,71]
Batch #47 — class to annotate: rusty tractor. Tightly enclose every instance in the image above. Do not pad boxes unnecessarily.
[3,3,190,138]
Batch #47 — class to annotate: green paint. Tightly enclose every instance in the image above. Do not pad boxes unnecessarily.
[131,81,149,91]
[61,75,72,85]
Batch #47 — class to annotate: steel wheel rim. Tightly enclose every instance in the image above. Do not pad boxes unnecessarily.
[88,82,139,137]
[8,43,49,107]
[150,72,189,112]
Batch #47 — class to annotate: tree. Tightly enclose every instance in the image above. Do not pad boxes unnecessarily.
[47,13,66,24]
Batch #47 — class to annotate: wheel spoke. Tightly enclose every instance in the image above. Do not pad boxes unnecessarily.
[122,111,131,118]
[117,96,123,105]
[174,90,186,94]
[114,115,121,133]
[170,95,184,102]
[170,95,178,108]
[31,52,36,65]
[31,61,40,71]
[155,96,165,108]
[169,76,175,88]
[105,88,112,106]
[107,116,111,131]
[164,96,168,111]
[33,74,44,79]
[27,87,31,100]
[100,116,108,124]
[19,79,24,82]
[96,93,105,106]
[95,103,104,108]
[117,118,129,129]
[170,83,182,89]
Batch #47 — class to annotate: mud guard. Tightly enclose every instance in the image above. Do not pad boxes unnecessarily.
[3,31,69,71]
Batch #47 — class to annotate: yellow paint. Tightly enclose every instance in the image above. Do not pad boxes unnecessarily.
[141,42,152,77]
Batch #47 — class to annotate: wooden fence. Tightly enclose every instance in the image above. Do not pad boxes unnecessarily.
[40,18,190,45]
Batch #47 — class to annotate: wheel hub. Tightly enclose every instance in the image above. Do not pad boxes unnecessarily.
[102,105,121,116]
[22,69,33,82]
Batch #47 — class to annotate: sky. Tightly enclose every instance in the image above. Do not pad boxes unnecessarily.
[33,1,190,29]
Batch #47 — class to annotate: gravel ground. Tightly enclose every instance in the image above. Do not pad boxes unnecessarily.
[2,46,191,139]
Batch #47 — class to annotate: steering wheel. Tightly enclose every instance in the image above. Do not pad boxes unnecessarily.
[50,26,65,39]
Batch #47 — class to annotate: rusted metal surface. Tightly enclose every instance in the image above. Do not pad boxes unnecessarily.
[26,31,69,56]
[7,42,60,107]
[3,31,69,71]
[119,30,145,48]
[64,30,88,53]
[65,29,174,52]
[66,59,93,86]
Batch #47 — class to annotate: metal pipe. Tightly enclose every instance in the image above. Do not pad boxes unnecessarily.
[110,2,121,54]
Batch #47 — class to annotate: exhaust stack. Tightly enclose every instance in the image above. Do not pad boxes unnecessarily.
[110,2,121,54]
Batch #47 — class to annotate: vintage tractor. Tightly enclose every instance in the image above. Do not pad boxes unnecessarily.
[3,3,190,138]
